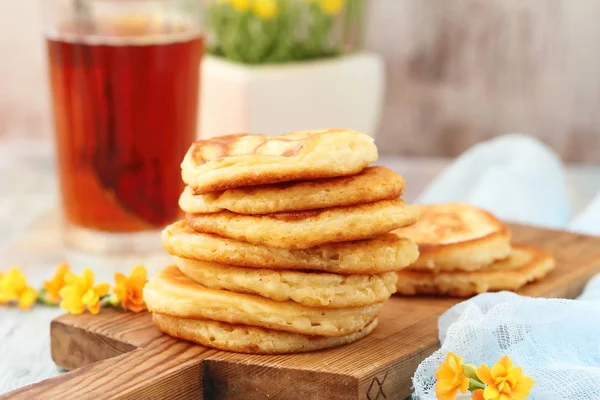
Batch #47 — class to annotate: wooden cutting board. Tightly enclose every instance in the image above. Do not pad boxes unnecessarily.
[4,224,600,400]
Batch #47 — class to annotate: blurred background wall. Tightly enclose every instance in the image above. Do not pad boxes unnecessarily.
[0,1,50,140]
[368,0,600,163]
[1,0,599,162]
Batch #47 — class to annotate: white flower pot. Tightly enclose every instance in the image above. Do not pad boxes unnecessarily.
[198,53,385,139]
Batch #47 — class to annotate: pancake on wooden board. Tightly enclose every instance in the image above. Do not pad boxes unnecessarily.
[162,221,419,274]
[175,257,398,308]
[395,245,555,297]
[186,199,419,249]
[181,129,378,193]
[144,265,382,337]
[152,314,378,354]
[393,203,511,271]
[179,166,405,215]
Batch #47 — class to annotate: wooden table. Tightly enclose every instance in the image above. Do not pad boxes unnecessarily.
[0,137,599,395]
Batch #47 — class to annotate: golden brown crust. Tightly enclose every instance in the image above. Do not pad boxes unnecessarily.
[395,245,555,297]
[181,129,378,193]
[394,203,511,271]
[152,314,378,354]
[189,132,310,165]
[175,257,398,308]
[186,199,420,249]
[162,221,419,274]
[143,265,383,337]
[179,167,405,215]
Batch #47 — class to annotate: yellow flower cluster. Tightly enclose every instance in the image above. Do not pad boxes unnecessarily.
[42,262,70,304]
[227,0,278,19]
[436,352,535,400]
[113,265,148,313]
[0,267,37,310]
[230,0,250,12]
[59,268,111,314]
[0,263,149,314]
[319,0,345,15]
[253,0,278,19]
[226,0,345,19]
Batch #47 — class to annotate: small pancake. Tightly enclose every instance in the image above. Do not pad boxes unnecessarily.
[162,221,419,274]
[186,199,419,249]
[181,129,378,193]
[179,166,405,215]
[395,245,555,297]
[144,265,382,337]
[393,203,511,271]
[175,257,398,308]
[152,314,378,354]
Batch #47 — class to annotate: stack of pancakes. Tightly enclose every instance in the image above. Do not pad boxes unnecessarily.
[394,203,555,297]
[144,129,420,354]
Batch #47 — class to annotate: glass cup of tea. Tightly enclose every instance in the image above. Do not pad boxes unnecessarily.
[43,0,203,254]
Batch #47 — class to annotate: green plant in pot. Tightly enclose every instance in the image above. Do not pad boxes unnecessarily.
[199,0,382,139]
[205,0,365,64]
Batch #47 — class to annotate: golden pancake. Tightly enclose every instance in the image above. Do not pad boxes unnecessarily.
[394,203,511,271]
[153,314,378,354]
[144,265,382,336]
[181,129,378,193]
[395,245,555,297]
[179,166,405,215]
[175,257,398,308]
[186,199,419,249]
[162,221,419,274]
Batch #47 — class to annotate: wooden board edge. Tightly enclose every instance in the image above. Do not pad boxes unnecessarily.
[50,317,137,370]
[1,351,143,400]
[2,338,216,400]
[204,359,359,400]
[111,358,205,400]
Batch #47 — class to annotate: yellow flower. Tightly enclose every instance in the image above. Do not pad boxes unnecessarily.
[252,0,278,20]
[320,0,345,15]
[472,389,485,400]
[113,265,148,313]
[477,356,535,400]
[42,262,70,305]
[0,267,38,310]
[435,352,469,400]
[59,268,110,315]
[230,0,250,12]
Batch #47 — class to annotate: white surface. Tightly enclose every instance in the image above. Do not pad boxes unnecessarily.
[0,139,63,394]
[0,138,599,395]
[0,307,64,393]
[199,53,385,139]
